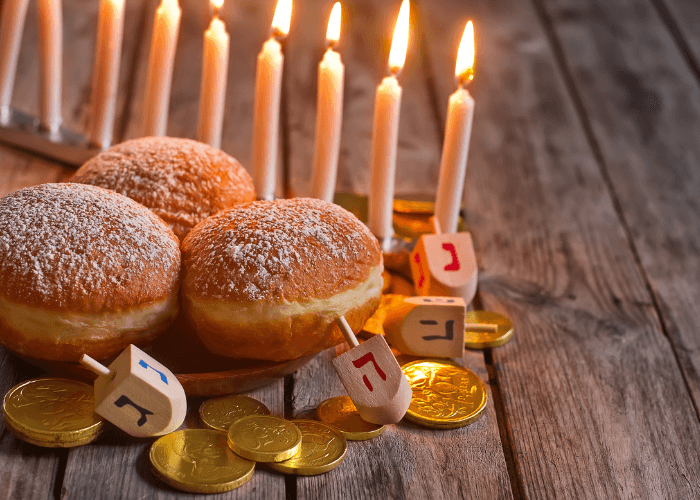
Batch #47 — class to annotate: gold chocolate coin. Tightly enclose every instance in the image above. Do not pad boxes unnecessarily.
[464,311,514,349]
[317,396,385,441]
[402,361,487,429]
[2,378,104,447]
[150,429,255,493]
[200,395,271,432]
[227,415,302,462]
[268,420,347,475]
[362,294,409,337]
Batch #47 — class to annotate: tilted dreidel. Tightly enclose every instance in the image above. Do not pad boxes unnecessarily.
[383,296,500,358]
[410,216,478,305]
[332,316,412,425]
[384,296,467,358]
[80,344,186,438]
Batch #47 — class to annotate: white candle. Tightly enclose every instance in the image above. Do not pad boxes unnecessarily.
[143,0,181,137]
[0,0,30,122]
[89,0,125,148]
[37,0,62,133]
[197,1,230,149]
[434,21,476,234]
[252,0,292,200]
[368,0,410,243]
[310,2,344,203]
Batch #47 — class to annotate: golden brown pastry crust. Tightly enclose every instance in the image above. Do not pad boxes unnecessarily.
[181,198,382,303]
[71,137,255,241]
[0,183,180,312]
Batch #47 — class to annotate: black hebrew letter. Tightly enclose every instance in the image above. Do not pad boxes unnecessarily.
[114,395,154,426]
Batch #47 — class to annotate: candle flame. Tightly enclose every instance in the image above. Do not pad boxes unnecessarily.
[211,0,224,12]
[161,0,179,12]
[326,2,341,45]
[388,0,410,74]
[455,21,475,84]
[271,0,293,38]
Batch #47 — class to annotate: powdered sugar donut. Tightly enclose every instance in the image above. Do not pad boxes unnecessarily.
[0,183,181,362]
[71,137,255,241]
[181,198,383,361]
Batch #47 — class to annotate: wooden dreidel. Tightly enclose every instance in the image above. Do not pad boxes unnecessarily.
[384,296,466,358]
[332,316,412,425]
[410,216,478,305]
[80,344,186,438]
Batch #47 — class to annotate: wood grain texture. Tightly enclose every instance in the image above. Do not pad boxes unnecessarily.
[539,0,700,417]
[122,0,286,196]
[290,346,512,500]
[60,382,286,500]
[284,0,441,198]
[418,0,700,497]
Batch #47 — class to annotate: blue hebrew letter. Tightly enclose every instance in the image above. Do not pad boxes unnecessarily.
[138,360,168,384]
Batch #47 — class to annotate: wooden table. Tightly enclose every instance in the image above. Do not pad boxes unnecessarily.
[2,0,700,498]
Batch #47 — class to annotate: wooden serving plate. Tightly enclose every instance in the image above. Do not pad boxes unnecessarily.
[19,314,318,396]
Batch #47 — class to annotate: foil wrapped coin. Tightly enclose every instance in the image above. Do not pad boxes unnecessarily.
[268,420,347,475]
[317,396,385,441]
[402,360,487,429]
[361,294,409,337]
[2,378,104,447]
[200,395,271,432]
[227,415,302,462]
[465,311,514,349]
[150,429,255,493]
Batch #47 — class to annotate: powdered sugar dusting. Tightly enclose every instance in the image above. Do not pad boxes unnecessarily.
[0,183,180,310]
[72,137,255,241]
[182,198,381,302]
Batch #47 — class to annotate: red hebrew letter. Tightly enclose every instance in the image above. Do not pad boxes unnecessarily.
[414,253,426,288]
[352,352,387,392]
[442,243,460,271]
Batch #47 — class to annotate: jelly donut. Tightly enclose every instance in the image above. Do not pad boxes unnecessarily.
[72,136,255,241]
[181,198,383,361]
[0,183,181,362]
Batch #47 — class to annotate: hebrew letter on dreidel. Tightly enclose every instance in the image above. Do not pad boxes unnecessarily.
[384,296,466,358]
[80,344,186,438]
[410,232,478,305]
[332,317,412,425]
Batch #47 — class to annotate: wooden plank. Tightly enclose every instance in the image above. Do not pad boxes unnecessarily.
[284,0,442,198]
[418,0,700,497]
[60,382,285,499]
[290,346,512,499]
[656,0,700,66]
[122,0,286,196]
[539,0,700,417]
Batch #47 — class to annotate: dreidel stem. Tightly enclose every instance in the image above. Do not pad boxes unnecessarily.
[465,323,499,333]
[429,215,443,235]
[80,354,114,379]
[336,316,360,348]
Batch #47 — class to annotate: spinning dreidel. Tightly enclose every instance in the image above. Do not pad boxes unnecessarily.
[80,344,186,438]
[384,296,466,358]
[410,217,478,305]
[332,316,412,425]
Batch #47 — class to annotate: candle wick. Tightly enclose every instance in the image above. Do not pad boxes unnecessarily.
[326,39,338,51]
[271,27,287,41]
[388,65,401,79]
[458,69,474,88]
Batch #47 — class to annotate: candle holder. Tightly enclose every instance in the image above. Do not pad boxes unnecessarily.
[0,106,101,166]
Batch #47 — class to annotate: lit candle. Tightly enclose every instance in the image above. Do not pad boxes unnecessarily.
[368,0,409,245]
[143,0,181,137]
[89,0,125,148]
[434,21,475,234]
[197,0,229,149]
[310,2,344,203]
[252,0,292,200]
[37,0,63,133]
[0,0,31,123]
